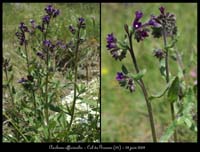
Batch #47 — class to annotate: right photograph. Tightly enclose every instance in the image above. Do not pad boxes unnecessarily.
[101,3,197,142]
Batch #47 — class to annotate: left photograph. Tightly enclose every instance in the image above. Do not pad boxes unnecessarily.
[3,3,100,142]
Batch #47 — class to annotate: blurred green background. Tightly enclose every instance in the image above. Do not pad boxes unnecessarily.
[101,3,197,142]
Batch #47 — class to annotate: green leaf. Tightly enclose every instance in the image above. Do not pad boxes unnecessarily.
[121,65,128,74]
[149,85,169,100]
[167,77,179,103]
[159,59,166,77]
[184,117,192,128]
[16,47,26,59]
[160,120,177,142]
[128,69,146,81]
[82,98,97,107]
[165,38,178,50]
[49,104,62,113]
[7,74,14,84]
[77,83,86,95]
[12,86,16,94]
[118,41,129,50]
[149,77,176,101]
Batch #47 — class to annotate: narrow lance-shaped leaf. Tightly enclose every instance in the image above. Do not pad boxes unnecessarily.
[118,40,129,50]
[159,58,166,77]
[49,103,62,112]
[148,76,176,101]
[160,120,177,142]
[128,69,146,81]
[167,76,179,103]
[121,64,128,74]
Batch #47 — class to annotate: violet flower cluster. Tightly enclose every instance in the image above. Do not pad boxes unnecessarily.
[106,6,177,93]
[106,33,127,61]
[132,11,161,42]
[15,23,29,45]
[116,72,135,92]
[69,17,86,35]
[15,5,60,46]
[16,5,86,84]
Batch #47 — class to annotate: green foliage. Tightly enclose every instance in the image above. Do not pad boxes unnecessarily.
[102,3,197,142]
[121,64,128,74]
[167,77,179,103]
[128,69,146,81]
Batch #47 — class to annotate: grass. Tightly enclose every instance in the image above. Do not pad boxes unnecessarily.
[101,3,197,142]
[3,3,100,81]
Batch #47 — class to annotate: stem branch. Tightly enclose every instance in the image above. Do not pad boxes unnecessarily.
[128,32,157,142]
[162,26,177,142]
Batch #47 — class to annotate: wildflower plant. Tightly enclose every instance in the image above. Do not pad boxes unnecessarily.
[3,4,100,142]
[106,6,197,142]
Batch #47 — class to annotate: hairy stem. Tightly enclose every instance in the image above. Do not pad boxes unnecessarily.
[68,27,81,133]
[4,66,14,105]
[43,23,50,141]
[128,32,157,142]
[24,43,37,117]
[162,26,177,142]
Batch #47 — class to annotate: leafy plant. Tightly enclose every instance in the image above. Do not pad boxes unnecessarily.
[105,6,197,142]
[3,4,100,142]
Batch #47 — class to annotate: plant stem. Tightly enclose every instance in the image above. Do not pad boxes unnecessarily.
[68,27,81,133]
[24,43,37,117]
[45,47,49,126]
[43,24,50,127]
[4,66,15,105]
[128,32,157,142]
[162,26,177,142]
[42,22,51,141]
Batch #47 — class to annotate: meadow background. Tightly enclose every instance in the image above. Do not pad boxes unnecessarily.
[3,3,100,79]
[101,3,197,142]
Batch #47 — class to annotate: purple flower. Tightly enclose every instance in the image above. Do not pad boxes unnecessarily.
[69,25,76,34]
[45,5,60,18]
[56,40,67,49]
[116,72,136,93]
[127,79,135,92]
[132,11,152,42]
[148,16,161,27]
[133,11,143,29]
[134,29,149,42]
[15,30,26,46]
[135,11,143,20]
[78,17,86,28]
[45,5,54,15]
[159,6,165,14]
[18,77,28,83]
[53,9,60,18]
[78,17,85,23]
[19,22,29,32]
[43,40,52,47]
[106,33,127,60]
[154,49,165,60]
[42,15,50,24]
[106,33,117,49]
[116,72,125,81]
